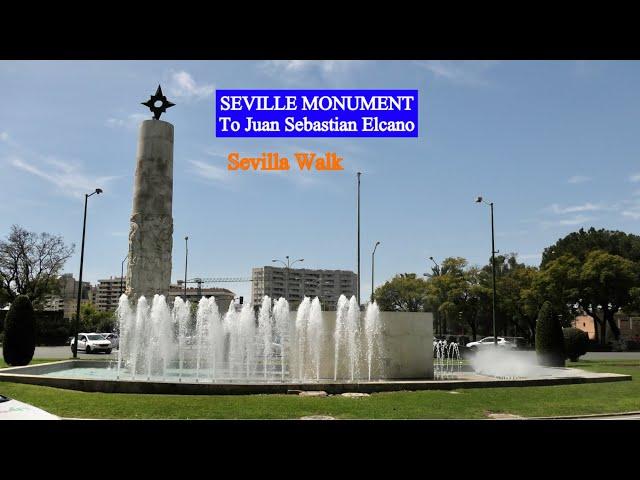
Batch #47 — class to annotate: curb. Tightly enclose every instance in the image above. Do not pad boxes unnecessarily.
[526,411,640,419]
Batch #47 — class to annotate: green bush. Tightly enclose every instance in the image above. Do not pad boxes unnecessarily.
[2,295,36,366]
[535,301,565,367]
[563,327,589,362]
[35,311,71,346]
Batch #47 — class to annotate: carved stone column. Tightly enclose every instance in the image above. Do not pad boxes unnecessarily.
[126,119,174,300]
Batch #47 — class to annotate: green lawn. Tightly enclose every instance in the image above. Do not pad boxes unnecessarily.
[1,359,638,419]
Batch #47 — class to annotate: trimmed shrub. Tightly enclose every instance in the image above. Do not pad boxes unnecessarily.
[563,327,589,361]
[35,310,71,346]
[535,301,565,367]
[2,295,36,366]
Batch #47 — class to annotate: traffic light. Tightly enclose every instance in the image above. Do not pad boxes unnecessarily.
[239,296,244,305]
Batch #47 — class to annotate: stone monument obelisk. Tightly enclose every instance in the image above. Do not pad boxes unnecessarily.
[126,86,176,300]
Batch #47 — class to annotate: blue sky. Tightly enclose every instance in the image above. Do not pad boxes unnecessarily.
[1,60,639,302]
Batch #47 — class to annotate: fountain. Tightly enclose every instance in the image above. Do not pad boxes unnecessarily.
[433,340,463,380]
[364,301,382,381]
[109,294,401,384]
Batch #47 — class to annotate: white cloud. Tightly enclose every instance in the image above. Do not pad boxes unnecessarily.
[0,131,9,142]
[168,71,214,100]
[497,230,528,237]
[543,215,595,227]
[621,199,640,220]
[568,175,591,184]
[630,173,640,182]
[9,155,117,198]
[518,253,542,262]
[106,113,148,130]
[574,61,605,77]
[263,60,346,74]
[548,202,604,214]
[189,160,230,183]
[415,61,499,86]
[259,60,362,84]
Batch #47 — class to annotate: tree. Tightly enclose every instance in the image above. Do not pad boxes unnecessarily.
[425,258,488,340]
[530,254,581,324]
[535,301,565,367]
[542,227,640,266]
[374,273,429,312]
[478,253,543,340]
[0,225,75,308]
[578,250,638,344]
[425,257,468,335]
[487,254,540,340]
[539,228,640,344]
[2,295,36,366]
[563,327,589,362]
[73,303,115,333]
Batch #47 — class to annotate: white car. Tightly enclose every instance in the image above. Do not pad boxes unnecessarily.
[70,333,112,354]
[466,336,516,350]
[101,333,119,349]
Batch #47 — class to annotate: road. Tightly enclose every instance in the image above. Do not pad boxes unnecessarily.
[0,346,116,361]
[1,347,638,362]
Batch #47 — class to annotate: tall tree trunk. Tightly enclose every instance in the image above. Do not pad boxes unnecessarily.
[466,318,477,341]
[588,308,602,345]
[604,308,620,341]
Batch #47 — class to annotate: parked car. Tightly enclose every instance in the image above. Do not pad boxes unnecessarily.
[503,336,529,349]
[465,336,516,350]
[446,335,471,347]
[101,333,119,349]
[70,333,112,354]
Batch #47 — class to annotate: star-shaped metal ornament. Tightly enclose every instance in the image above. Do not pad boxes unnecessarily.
[141,85,175,120]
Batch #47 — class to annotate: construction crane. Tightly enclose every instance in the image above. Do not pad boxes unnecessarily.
[176,277,253,297]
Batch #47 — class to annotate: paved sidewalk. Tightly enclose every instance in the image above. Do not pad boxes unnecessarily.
[0,396,59,420]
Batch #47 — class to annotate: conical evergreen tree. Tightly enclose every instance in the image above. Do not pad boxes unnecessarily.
[2,295,36,366]
[535,301,565,367]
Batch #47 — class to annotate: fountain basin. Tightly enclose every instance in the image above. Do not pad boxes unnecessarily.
[0,360,630,395]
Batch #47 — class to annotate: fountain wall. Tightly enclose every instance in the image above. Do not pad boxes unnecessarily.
[290,311,433,380]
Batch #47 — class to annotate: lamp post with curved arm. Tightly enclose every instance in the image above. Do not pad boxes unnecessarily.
[371,241,380,302]
[424,256,441,335]
[120,254,128,297]
[475,196,498,346]
[73,188,103,358]
[272,255,304,301]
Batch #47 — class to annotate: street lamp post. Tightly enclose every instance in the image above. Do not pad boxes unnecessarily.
[272,256,304,302]
[475,196,498,346]
[357,172,361,306]
[120,254,128,297]
[371,241,380,303]
[184,236,189,300]
[73,188,102,358]
[428,256,440,276]
[425,256,441,335]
